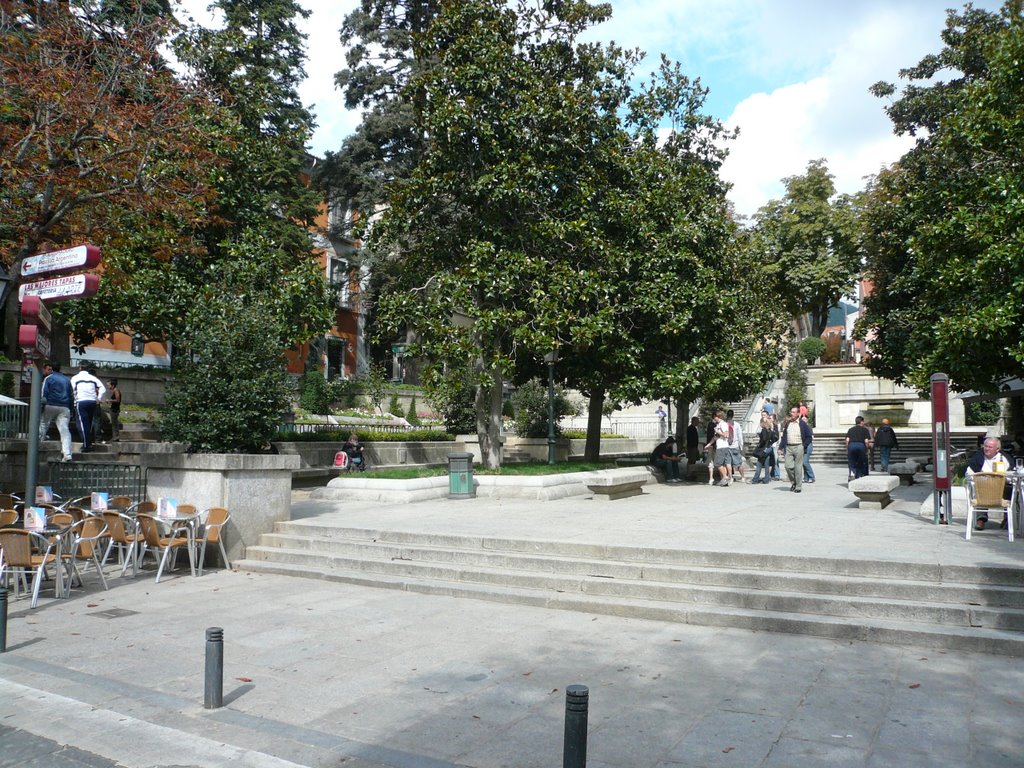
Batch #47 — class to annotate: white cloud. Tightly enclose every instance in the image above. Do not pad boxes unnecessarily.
[719,3,962,217]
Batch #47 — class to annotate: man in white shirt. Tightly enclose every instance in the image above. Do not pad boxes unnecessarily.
[714,410,733,486]
[70,363,106,452]
[965,437,1013,530]
[726,409,746,483]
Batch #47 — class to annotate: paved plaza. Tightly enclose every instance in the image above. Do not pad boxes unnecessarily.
[2,465,1023,767]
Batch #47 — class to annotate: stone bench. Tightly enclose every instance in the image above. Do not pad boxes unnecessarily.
[889,461,921,485]
[586,470,651,501]
[848,475,901,509]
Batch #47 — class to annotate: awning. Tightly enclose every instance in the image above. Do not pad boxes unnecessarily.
[957,377,1024,403]
[0,394,26,406]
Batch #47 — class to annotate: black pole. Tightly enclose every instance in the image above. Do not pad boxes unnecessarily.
[563,684,589,768]
[204,627,224,709]
[0,587,7,653]
[24,362,41,508]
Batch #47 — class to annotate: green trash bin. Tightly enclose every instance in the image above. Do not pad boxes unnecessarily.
[447,452,475,499]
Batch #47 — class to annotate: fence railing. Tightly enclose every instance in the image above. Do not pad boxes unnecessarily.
[561,417,664,441]
[50,462,147,502]
[0,402,30,439]
[277,422,420,436]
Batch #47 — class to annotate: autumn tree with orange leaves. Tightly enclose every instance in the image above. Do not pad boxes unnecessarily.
[0,0,226,357]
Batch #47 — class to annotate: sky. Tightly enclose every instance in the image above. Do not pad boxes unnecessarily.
[177,0,1003,218]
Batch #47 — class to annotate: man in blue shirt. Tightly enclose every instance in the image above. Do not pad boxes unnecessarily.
[40,361,73,462]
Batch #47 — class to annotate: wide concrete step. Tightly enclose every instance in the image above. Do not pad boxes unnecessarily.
[240,544,1024,632]
[254,531,1024,609]
[233,559,1024,657]
[266,522,1024,585]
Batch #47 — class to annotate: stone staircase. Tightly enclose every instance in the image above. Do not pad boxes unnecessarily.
[809,431,982,466]
[236,524,1024,656]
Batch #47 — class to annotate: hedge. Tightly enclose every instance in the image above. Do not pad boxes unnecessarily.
[274,428,455,443]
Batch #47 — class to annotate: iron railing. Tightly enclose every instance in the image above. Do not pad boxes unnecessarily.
[278,422,419,436]
[50,462,147,502]
[0,401,30,439]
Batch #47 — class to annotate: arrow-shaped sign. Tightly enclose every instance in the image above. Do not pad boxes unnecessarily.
[21,244,101,279]
[18,273,100,303]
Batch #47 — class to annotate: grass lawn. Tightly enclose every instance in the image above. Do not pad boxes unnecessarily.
[353,461,616,480]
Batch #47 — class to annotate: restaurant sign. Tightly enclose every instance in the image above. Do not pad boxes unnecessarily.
[18,324,51,359]
[18,273,100,303]
[20,295,52,332]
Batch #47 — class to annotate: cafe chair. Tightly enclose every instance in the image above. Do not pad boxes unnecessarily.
[109,495,132,512]
[196,507,231,576]
[125,500,157,517]
[136,513,192,583]
[965,472,1014,542]
[0,493,21,510]
[0,509,18,527]
[0,528,59,608]
[101,511,144,576]
[60,495,93,511]
[63,517,110,592]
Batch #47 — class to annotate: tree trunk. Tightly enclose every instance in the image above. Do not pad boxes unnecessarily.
[674,398,688,443]
[584,388,604,462]
[474,359,503,470]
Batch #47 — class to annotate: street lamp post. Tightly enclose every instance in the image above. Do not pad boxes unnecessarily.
[544,350,559,465]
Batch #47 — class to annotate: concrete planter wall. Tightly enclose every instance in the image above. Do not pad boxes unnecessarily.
[141,453,298,561]
[273,440,460,469]
[502,436,569,463]
[567,437,646,459]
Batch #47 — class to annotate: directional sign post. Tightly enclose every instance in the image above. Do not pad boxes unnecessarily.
[16,243,102,510]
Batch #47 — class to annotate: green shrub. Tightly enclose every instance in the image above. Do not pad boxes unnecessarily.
[798,336,826,365]
[509,378,574,438]
[162,299,290,453]
[0,372,14,399]
[965,399,1002,426]
[299,370,332,414]
[424,366,477,434]
[275,428,454,443]
[405,396,421,426]
[388,394,401,417]
[361,363,391,415]
[330,377,357,408]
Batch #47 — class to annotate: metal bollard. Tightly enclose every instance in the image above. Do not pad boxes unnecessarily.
[0,587,7,653]
[204,627,224,709]
[563,684,589,768]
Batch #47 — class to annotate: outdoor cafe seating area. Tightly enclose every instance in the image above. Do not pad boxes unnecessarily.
[0,489,231,609]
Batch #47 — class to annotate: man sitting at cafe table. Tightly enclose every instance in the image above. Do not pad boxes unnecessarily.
[965,437,1014,531]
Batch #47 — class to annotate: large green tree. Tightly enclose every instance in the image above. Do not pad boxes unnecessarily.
[857,2,1024,393]
[371,0,784,466]
[751,159,861,339]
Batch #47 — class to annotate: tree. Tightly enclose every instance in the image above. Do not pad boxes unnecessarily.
[371,0,626,468]
[857,2,1024,393]
[751,159,861,339]
[0,0,221,357]
[162,0,332,347]
[372,1,786,466]
[318,0,439,227]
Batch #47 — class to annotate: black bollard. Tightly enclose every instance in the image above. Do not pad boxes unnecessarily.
[0,587,7,653]
[204,627,224,709]
[563,684,589,768]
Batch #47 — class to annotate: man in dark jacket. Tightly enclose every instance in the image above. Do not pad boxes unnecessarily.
[686,417,700,464]
[873,418,899,472]
[39,362,73,462]
[650,436,682,483]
